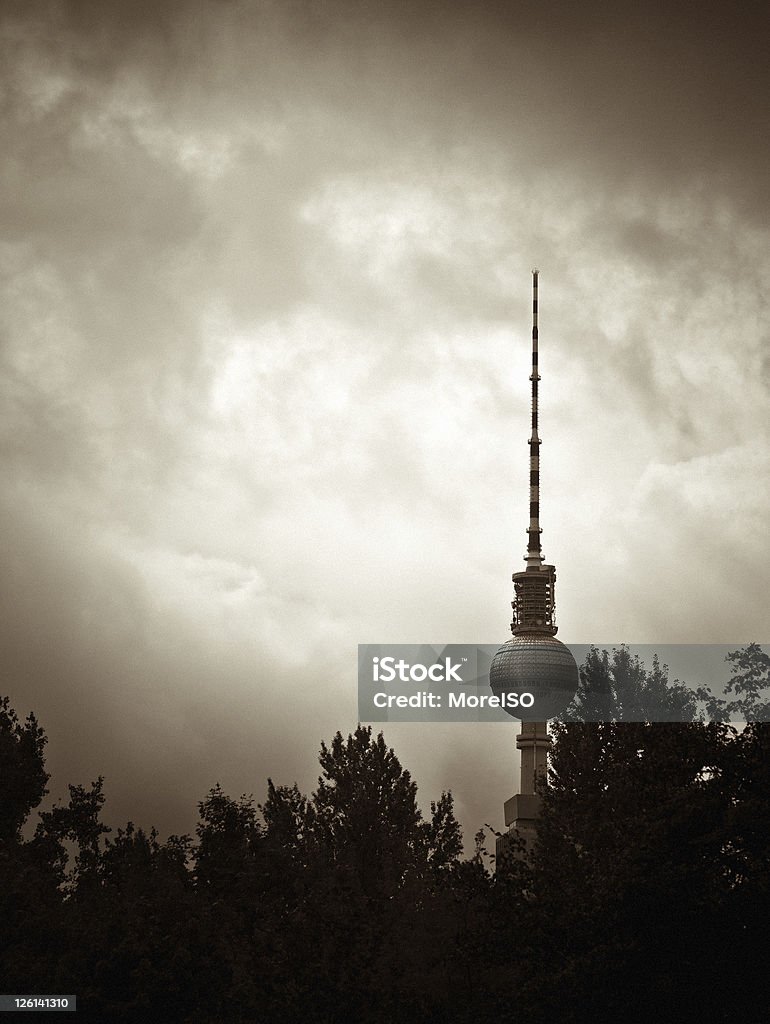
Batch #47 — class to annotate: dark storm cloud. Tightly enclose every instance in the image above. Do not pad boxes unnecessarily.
[12,0,767,207]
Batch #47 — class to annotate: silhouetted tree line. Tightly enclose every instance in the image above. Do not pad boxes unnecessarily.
[1,645,769,1023]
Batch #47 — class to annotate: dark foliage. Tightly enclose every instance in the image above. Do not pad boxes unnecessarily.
[562,645,699,722]
[1,645,769,1023]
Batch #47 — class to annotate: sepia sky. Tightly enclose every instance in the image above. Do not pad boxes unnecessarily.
[2,0,768,842]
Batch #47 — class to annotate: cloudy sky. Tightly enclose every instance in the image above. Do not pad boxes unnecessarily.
[2,0,768,842]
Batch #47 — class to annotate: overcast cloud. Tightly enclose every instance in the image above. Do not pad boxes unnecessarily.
[1,0,768,840]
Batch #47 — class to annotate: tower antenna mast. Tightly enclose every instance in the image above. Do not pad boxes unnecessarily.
[510,269,556,635]
[527,269,544,569]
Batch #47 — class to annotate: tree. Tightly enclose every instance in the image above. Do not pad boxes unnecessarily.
[0,697,59,996]
[261,779,316,864]
[0,695,49,844]
[697,642,770,721]
[423,791,463,874]
[500,718,741,1024]
[494,648,770,1023]
[562,645,698,722]
[312,725,425,897]
[194,784,262,895]
[35,778,111,892]
[255,727,472,1023]
[60,824,199,1024]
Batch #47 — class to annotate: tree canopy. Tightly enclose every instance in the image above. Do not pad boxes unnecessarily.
[2,644,769,1023]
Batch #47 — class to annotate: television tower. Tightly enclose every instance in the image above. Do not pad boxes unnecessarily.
[490,271,578,855]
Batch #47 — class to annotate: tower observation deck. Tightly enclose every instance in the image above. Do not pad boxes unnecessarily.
[489,271,578,857]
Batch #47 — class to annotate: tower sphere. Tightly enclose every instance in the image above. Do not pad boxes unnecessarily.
[490,635,578,721]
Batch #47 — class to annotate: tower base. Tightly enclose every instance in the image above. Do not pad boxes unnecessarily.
[496,793,542,863]
[504,792,542,827]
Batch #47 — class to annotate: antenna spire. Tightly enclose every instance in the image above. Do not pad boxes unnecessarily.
[509,270,557,635]
[526,269,543,569]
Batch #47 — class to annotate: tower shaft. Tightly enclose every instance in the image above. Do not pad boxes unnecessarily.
[501,721,551,846]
